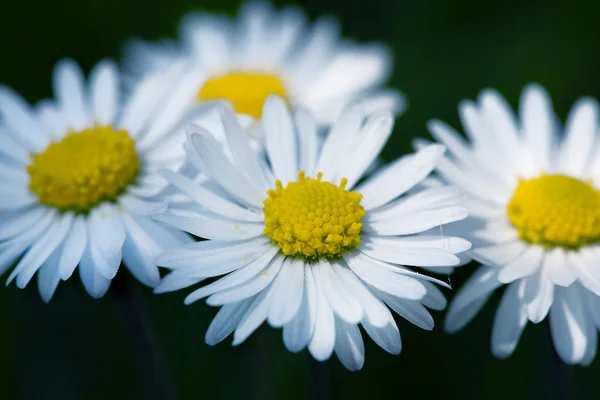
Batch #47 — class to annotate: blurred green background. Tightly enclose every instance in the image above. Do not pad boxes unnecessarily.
[1,0,600,399]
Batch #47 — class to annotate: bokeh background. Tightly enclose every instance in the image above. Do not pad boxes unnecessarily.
[1,0,600,398]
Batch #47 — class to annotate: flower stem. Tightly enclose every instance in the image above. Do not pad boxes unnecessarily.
[112,270,176,400]
[306,354,332,400]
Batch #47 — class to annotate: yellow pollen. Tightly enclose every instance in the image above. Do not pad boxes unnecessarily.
[507,174,600,249]
[263,171,365,260]
[27,126,139,214]
[198,72,288,118]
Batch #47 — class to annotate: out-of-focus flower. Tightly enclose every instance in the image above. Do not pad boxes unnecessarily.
[0,58,222,300]
[428,84,600,365]
[153,97,470,371]
[124,1,404,126]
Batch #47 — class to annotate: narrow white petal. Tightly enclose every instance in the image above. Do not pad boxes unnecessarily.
[358,144,445,210]
[268,258,305,327]
[89,204,126,261]
[182,247,279,304]
[550,286,589,365]
[0,86,47,152]
[497,245,544,284]
[491,282,528,358]
[206,255,284,305]
[90,60,119,125]
[120,213,163,287]
[444,267,503,333]
[37,246,62,303]
[364,206,468,237]
[308,271,336,361]
[232,282,278,345]
[360,242,460,267]
[521,269,554,323]
[283,265,318,353]
[295,108,319,175]
[520,84,553,173]
[543,247,575,287]
[159,169,262,222]
[78,244,112,298]
[53,59,90,131]
[334,317,365,371]
[469,240,527,266]
[152,213,264,241]
[262,96,297,184]
[377,291,434,330]
[0,207,47,241]
[558,97,598,177]
[318,260,363,324]
[205,298,254,346]
[59,214,88,280]
[361,317,401,355]
[344,251,427,300]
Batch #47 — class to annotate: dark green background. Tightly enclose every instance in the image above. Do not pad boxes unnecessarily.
[1,0,600,398]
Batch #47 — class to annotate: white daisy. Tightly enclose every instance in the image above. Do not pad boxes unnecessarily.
[427,84,600,365]
[124,1,404,125]
[153,96,470,371]
[0,58,224,301]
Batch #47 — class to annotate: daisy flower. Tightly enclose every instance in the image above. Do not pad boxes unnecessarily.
[427,84,600,365]
[153,96,470,371]
[124,1,404,125]
[0,58,214,301]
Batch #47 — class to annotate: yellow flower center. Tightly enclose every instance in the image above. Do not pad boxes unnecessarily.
[507,174,600,249]
[263,171,365,260]
[27,126,139,214]
[198,72,288,118]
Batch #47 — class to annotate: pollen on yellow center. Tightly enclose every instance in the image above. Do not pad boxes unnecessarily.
[27,126,139,214]
[507,174,600,249]
[263,171,365,260]
[198,72,287,118]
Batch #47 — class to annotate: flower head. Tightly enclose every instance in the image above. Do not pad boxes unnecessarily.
[428,84,600,365]
[154,97,470,370]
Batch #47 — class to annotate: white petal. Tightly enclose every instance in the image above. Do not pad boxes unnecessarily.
[469,240,527,266]
[59,214,88,280]
[543,247,575,287]
[37,246,62,303]
[89,204,126,262]
[262,96,297,184]
[568,249,600,296]
[550,286,589,364]
[78,244,112,298]
[295,108,319,175]
[331,260,392,328]
[491,282,528,358]
[377,291,434,330]
[357,144,445,210]
[0,187,37,211]
[497,245,544,284]
[152,213,264,241]
[308,271,336,361]
[9,213,73,288]
[334,317,365,371]
[283,265,318,353]
[318,259,363,324]
[187,130,265,208]
[363,206,467,236]
[182,247,279,304]
[232,282,278,345]
[344,251,427,300]
[118,194,167,216]
[444,267,503,333]
[520,84,553,173]
[521,269,554,323]
[120,213,162,287]
[0,207,47,241]
[154,270,205,294]
[0,86,47,152]
[53,59,90,131]
[219,107,271,192]
[335,111,394,189]
[206,255,284,306]
[90,60,119,125]
[159,169,262,222]
[205,298,254,346]
[360,241,460,268]
[362,317,401,355]
[558,97,598,177]
[267,258,305,327]
[420,280,448,311]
